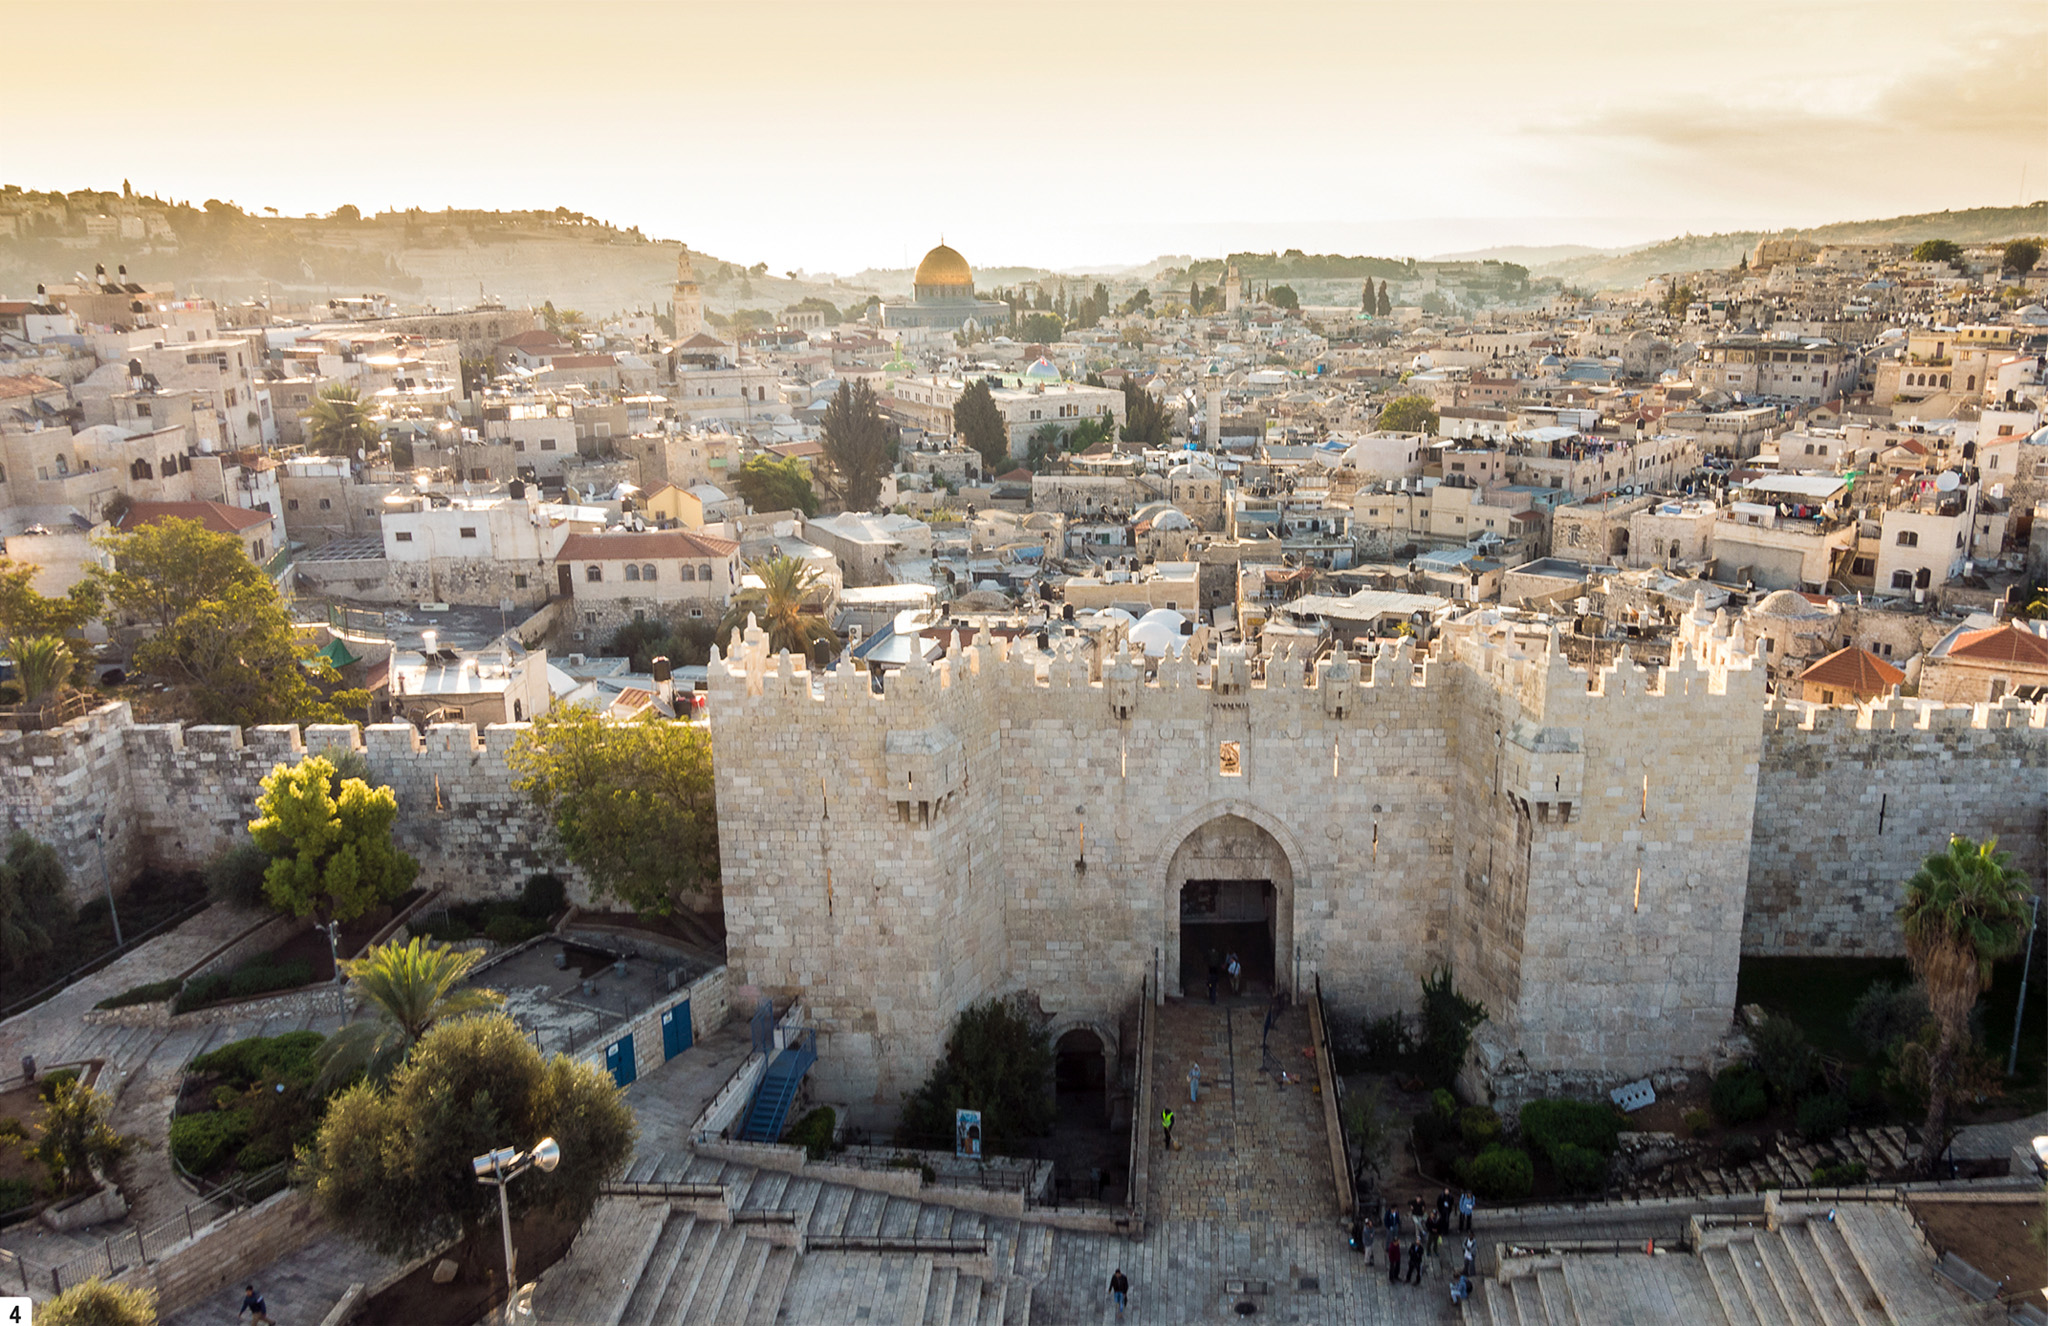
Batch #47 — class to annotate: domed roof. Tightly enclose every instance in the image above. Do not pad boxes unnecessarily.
[1023,356,1062,381]
[1755,589,1826,619]
[914,243,973,290]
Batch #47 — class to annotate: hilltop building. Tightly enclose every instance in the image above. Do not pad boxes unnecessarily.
[880,243,1010,332]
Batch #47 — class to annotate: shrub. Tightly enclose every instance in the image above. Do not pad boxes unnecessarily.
[1458,1105,1501,1150]
[204,842,274,910]
[1416,966,1487,1087]
[1411,1105,1456,1150]
[1809,1160,1868,1187]
[1752,1015,1814,1102]
[1846,1064,1883,1110]
[0,1176,36,1212]
[227,955,314,1000]
[94,978,182,1010]
[1683,1108,1713,1138]
[0,1116,27,1142]
[520,872,567,920]
[1721,1133,1761,1166]
[233,1136,290,1173]
[173,974,228,1012]
[1550,1142,1608,1194]
[1711,1066,1768,1125]
[410,913,473,944]
[1850,981,1930,1057]
[192,1031,325,1087]
[1796,1093,1850,1142]
[1465,1146,1533,1201]
[32,1078,125,1193]
[39,1278,159,1326]
[1430,1088,1458,1123]
[483,912,546,946]
[169,1108,252,1174]
[1519,1098,1624,1157]
[1359,1013,1412,1068]
[786,1106,837,1160]
[36,1069,80,1102]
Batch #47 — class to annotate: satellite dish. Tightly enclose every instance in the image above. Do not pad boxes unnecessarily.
[1934,471,1961,492]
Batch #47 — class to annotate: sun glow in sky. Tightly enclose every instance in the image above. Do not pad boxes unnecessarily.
[11,0,2045,272]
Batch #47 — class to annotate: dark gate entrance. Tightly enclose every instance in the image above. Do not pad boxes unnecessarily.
[1178,878,1276,996]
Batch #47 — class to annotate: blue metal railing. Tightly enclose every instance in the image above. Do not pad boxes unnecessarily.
[738,1029,816,1143]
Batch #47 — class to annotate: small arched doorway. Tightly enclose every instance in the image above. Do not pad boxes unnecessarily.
[1165,812,1295,999]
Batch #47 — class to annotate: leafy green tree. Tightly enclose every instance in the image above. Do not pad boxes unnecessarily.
[95,516,261,635]
[137,580,363,726]
[1900,834,2032,1173]
[955,379,1010,474]
[304,385,379,457]
[1377,394,1440,435]
[39,1278,158,1326]
[314,937,504,1088]
[718,554,839,661]
[1269,284,1300,310]
[12,634,72,706]
[818,379,892,511]
[1117,288,1152,316]
[1119,378,1172,448]
[1375,281,1392,318]
[1912,239,1963,265]
[1025,422,1068,473]
[31,1076,127,1194]
[0,832,72,976]
[0,557,102,646]
[306,1015,635,1261]
[510,707,717,917]
[1016,312,1063,344]
[2003,238,2042,275]
[730,454,819,517]
[1416,965,1487,1087]
[898,995,1054,1155]
[1067,416,1113,452]
[248,754,418,924]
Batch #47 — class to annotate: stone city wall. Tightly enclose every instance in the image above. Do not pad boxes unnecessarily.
[1744,694,2048,956]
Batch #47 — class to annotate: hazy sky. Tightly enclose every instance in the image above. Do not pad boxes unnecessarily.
[11,1,2044,272]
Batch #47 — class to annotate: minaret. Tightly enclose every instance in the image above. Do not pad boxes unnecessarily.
[673,246,704,341]
[1223,262,1243,315]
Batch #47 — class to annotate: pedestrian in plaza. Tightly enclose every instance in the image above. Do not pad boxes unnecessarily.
[1450,1272,1473,1305]
[239,1284,271,1324]
[1427,1208,1444,1259]
[1462,1236,1477,1278]
[1109,1267,1129,1320]
[1409,1195,1427,1228]
[1436,1187,1454,1228]
[1226,951,1242,995]
[1458,1188,1476,1233]
[1386,1235,1402,1283]
[1405,1234,1425,1284]
[1383,1203,1400,1238]
[1161,1105,1175,1151]
[1188,1062,1201,1104]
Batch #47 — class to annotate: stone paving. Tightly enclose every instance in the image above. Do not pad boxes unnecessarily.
[158,1227,397,1326]
[622,1012,757,1156]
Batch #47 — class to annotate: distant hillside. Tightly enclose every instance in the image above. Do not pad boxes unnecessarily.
[1433,243,1614,265]
[1535,202,2048,288]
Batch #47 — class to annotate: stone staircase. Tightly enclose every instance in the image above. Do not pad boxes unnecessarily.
[1614,1125,1917,1200]
[1459,1201,1996,1326]
[536,1151,1046,1325]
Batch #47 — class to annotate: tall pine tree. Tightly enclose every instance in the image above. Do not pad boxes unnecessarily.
[1376,281,1392,318]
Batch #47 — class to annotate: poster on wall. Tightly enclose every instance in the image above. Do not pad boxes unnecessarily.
[955,1109,982,1159]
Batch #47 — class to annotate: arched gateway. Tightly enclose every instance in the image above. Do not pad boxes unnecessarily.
[1162,810,1300,1000]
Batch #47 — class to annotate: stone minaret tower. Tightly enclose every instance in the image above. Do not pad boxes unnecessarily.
[673,246,704,341]
[1223,262,1243,315]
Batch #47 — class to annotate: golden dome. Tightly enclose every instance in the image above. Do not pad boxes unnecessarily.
[913,242,973,292]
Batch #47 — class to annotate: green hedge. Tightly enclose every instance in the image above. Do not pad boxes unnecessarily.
[1550,1142,1608,1194]
[190,1031,324,1088]
[1796,1094,1849,1142]
[0,1177,36,1213]
[170,1108,252,1174]
[786,1107,837,1161]
[174,952,317,1012]
[1464,1145,1533,1201]
[1810,1160,1867,1187]
[1711,1065,1769,1125]
[94,978,183,1010]
[1518,1099,1625,1157]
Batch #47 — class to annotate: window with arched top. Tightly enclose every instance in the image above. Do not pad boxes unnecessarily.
[700,563,712,581]
[681,564,696,581]
[586,565,602,582]
[624,564,641,581]
[641,564,656,581]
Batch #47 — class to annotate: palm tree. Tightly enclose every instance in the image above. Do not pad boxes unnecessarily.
[304,385,379,456]
[12,633,72,708]
[313,937,503,1088]
[1900,835,2033,1174]
[718,555,840,664]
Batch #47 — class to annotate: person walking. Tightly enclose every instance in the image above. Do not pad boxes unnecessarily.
[1405,1233,1425,1284]
[1109,1268,1130,1320]
[239,1284,271,1324]
[1462,1235,1477,1278]
[1161,1106,1175,1151]
[1436,1188,1454,1229]
[1427,1208,1444,1260]
[1226,951,1242,996]
[1383,1203,1401,1239]
[1188,1062,1201,1105]
[1458,1188,1476,1233]
[1386,1234,1402,1284]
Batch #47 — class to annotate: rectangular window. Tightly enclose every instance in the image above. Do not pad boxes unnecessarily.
[395,531,413,542]
[288,499,300,511]
[514,439,526,452]
[460,527,477,538]
[1896,530,1918,547]
[540,438,557,451]
[514,574,529,589]
[318,498,331,510]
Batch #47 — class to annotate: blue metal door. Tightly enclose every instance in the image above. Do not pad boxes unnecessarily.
[605,1034,637,1087]
[660,999,692,1060]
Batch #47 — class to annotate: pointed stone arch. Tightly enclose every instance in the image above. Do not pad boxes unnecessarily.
[1155,800,1309,999]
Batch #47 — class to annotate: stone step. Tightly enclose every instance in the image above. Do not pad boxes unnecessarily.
[1699,1243,1764,1326]
[1833,1202,1957,1323]
[1808,1215,1883,1325]
[1002,1275,1031,1326]
[743,1169,788,1211]
[1868,1131,1908,1172]
[807,1182,855,1238]
[1534,1263,1579,1326]
[678,1226,752,1326]
[618,1213,693,1326]
[904,1254,936,1326]
[648,1217,722,1323]
[952,1272,987,1326]
[1016,1223,1053,1278]
[880,1195,923,1239]
[780,1175,822,1218]
[683,1153,724,1184]
[743,1245,798,1326]
[1510,1270,1546,1325]
[915,1201,957,1239]
[1480,1276,1520,1326]
[843,1187,889,1238]
[1752,1231,1823,1323]
[1725,1237,1793,1326]
[923,1265,959,1326]
[1782,1221,1860,1324]
[951,1209,986,1241]
[531,1196,668,1326]
[983,1278,1010,1326]
[707,1237,772,1326]
[722,1163,760,1208]
[653,1151,694,1183]
[624,1152,662,1183]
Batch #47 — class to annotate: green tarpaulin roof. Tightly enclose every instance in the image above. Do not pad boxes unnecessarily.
[315,638,361,668]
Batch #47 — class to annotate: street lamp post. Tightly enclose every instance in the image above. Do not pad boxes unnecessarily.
[92,813,123,949]
[472,1137,561,1323]
[320,919,345,1016]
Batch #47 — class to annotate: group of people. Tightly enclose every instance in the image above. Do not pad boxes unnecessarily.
[1356,1187,1477,1302]
[1204,947,1245,1002]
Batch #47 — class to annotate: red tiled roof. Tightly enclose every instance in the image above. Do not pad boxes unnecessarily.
[556,529,738,562]
[1798,646,1904,694]
[499,330,571,349]
[1947,623,2048,667]
[118,499,271,536]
